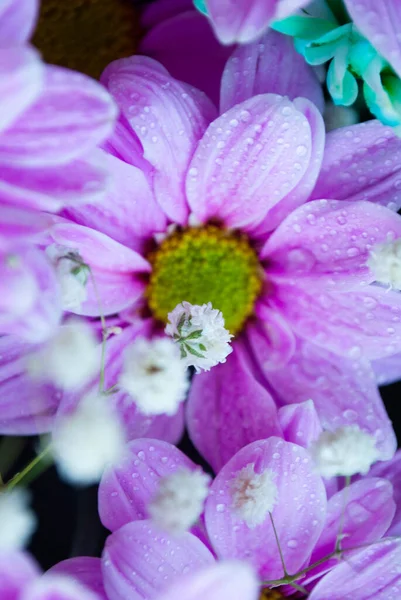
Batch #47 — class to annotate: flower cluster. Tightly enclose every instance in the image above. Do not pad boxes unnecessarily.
[1,0,401,599]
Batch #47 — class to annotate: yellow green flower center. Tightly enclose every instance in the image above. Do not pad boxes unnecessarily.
[32,0,140,79]
[146,225,263,335]
[259,590,286,600]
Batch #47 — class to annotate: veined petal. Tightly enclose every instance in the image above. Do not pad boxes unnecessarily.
[186,342,282,472]
[102,521,214,600]
[205,0,276,44]
[204,437,326,580]
[64,151,167,253]
[372,352,401,385]
[186,94,312,231]
[101,56,216,224]
[270,282,401,361]
[0,0,38,44]
[0,205,52,251]
[262,199,401,289]
[0,46,43,133]
[0,65,117,167]
[47,558,107,600]
[266,338,397,460]
[311,120,401,211]
[278,400,323,448]
[49,223,150,317]
[369,450,401,536]
[159,562,259,600]
[308,538,401,600]
[221,30,324,113]
[306,478,395,582]
[344,0,401,78]
[99,439,196,532]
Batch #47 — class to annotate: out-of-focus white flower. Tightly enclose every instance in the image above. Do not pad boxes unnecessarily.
[230,463,278,528]
[0,488,36,550]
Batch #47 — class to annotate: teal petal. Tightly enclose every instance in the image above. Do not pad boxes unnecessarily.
[364,75,401,127]
[327,43,358,105]
[272,16,335,41]
[193,0,208,16]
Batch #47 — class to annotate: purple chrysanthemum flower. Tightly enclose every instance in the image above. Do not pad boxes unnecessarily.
[25,54,401,457]
[53,431,401,599]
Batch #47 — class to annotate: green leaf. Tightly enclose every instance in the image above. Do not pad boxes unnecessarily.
[184,329,203,340]
[199,343,207,352]
[185,344,205,359]
[180,345,188,359]
[177,313,186,336]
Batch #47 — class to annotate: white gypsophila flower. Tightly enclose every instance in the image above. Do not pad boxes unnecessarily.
[119,337,189,416]
[367,239,401,289]
[165,301,233,372]
[0,488,36,550]
[52,394,125,485]
[230,463,278,529]
[27,321,99,390]
[310,426,380,478]
[47,245,89,311]
[148,468,210,534]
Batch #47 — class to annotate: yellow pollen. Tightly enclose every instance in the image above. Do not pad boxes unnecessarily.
[259,589,286,600]
[32,0,140,79]
[146,225,263,335]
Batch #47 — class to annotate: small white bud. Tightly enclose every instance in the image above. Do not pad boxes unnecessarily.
[148,468,210,534]
[165,301,233,372]
[0,488,36,550]
[310,426,380,478]
[367,239,401,290]
[52,394,126,485]
[27,321,99,390]
[119,337,189,416]
[47,245,89,311]
[230,463,278,528]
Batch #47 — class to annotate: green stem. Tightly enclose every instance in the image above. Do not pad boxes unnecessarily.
[335,474,351,553]
[6,445,52,491]
[269,511,288,577]
[89,269,107,393]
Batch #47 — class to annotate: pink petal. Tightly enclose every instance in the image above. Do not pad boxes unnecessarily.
[221,30,324,113]
[0,550,39,598]
[372,352,401,385]
[308,538,401,600]
[0,65,117,167]
[274,0,310,20]
[266,338,397,460]
[187,342,282,472]
[47,558,107,600]
[0,0,38,44]
[49,223,150,317]
[271,282,401,361]
[278,400,323,448]
[102,521,215,600]
[206,0,276,44]
[204,437,327,580]
[21,575,101,600]
[0,335,61,435]
[311,120,401,211]
[252,97,325,236]
[0,46,43,132]
[369,450,401,536]
[140,11,230,106]
[186,95,313,231]
[307,478,395,582]
[101,56,216,223]
[344,0,401,78]
[0,206,52,251]
[245,302,296,371]
[0,154,111,212]
[262,199,401,289]
[64,151,167,253]
[99,439,196,532]
[159,561,259,600]
[0,246,61,342]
